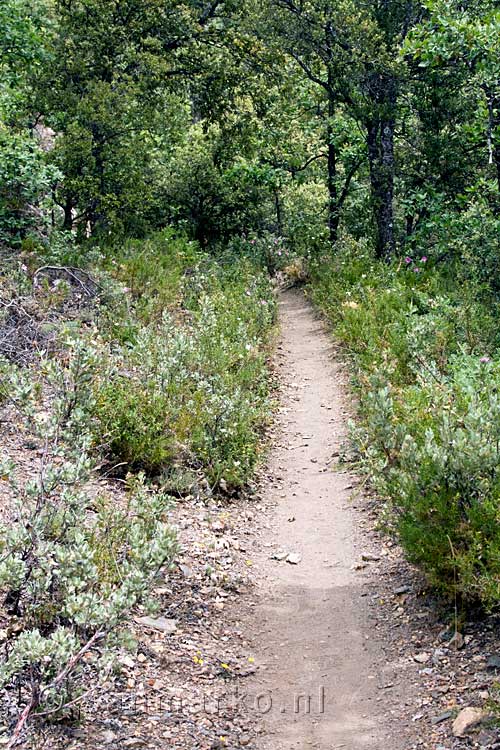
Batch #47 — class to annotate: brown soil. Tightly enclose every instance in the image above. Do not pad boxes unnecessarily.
[243,289,414,750]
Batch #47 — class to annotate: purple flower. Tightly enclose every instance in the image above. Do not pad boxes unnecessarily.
[405,256,412,264]
[413,267,420,273]
[480,356,491,364]
[421,256,428,263]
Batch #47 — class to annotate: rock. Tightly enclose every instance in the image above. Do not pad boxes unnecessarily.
[448,631,465,650]
[136,616,177,634]
[271,551,288,561]
[286,553,302,565]
[353,562,368,570]
[211,519,226,533]
[477,729,499,747]
[239,735,251,747]
[362,553,380,562]
[486,654,500,670]
[452,707,484,737]
[414,652,430,664]
[394,585,411,595]
[119,654,136,669]
[431,710,453,725]
[433,648,446,661]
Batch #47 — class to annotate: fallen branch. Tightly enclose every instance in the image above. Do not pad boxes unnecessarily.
[33,266,99,298]
[7,630,106,748]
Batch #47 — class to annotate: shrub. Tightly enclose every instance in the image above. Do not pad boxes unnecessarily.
[0,265,181,737]
[93,253,276,489]
[0,456,177,729]
[221,233,293,274]
[310,237,500,609]
[102,229,203,327]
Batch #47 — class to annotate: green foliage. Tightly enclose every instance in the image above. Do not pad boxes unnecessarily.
[101,229,203,330]
[94,241,276,488]
[0,458,177,716]
[222,232,292,274]
[0,0,57,244]
[0,329,177,722]
[311,238,500,609]
[0,127,59,243]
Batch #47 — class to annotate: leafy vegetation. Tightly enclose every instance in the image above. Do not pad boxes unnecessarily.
[2,0,500,739]
[94,233,276,486]
[310,242,500,609]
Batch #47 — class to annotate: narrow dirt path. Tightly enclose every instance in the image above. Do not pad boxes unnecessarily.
[247,289,410,750]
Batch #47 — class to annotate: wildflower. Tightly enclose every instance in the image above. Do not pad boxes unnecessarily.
[405,256,412,264]
[421,256,428,263]
[246,290,251,297]
[413,267,420,273]
[480,356,491,364]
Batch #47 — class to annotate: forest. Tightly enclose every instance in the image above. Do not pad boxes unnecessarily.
[1,0,500,747]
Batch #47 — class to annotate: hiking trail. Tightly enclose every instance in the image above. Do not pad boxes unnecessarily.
[246,289,411,750]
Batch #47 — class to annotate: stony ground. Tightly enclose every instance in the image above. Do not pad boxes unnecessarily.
[0,289,499,749]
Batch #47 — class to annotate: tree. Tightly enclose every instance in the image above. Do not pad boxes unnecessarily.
[0,0,57,244]
[35,0,241,238]
[255,0,365,245]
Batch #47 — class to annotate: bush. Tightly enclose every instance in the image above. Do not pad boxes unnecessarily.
[0,256,183,736]
[93,244,276,489]
[310,237,500,609]
[0,458,177,723]
[102,229,203,326]
[221,233,293,274]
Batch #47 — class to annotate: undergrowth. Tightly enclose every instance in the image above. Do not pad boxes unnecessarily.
[310,237,500,610]
[0,228,276,733]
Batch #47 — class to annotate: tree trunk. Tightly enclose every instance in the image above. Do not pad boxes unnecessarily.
[274,186,283,235]
[63,195,74,231]
[366,73,397,260]
[326,79,339,245]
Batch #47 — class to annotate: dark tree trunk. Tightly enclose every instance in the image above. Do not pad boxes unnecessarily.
[366,73,397,260]
[326,80,339,245]
[63,195,74,231]
[274,186,283,235]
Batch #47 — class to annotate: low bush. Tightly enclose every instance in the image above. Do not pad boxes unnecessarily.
[0,458,177,724]
[0,336,177,730]
[310,237,500,609]
[94,257,276,488]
